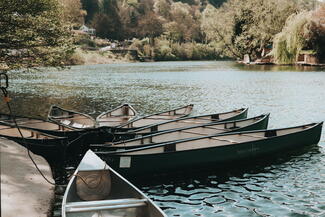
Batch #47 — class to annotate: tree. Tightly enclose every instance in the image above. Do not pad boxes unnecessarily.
[90,0,122,39]
[0,0,74,71]
[137,12,164,39]
[201,0,301,59]
[59,0,86,28]
[164,2,202,42]
[80,0,99,24]
[154,0,171,19]
[272,4,325,64]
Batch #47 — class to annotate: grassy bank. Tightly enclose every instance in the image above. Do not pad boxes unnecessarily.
[66,48,133,65]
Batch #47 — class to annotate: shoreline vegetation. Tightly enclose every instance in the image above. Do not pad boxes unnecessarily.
[1,0,324,71]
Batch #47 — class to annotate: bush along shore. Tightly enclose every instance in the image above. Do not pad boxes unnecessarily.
[65,35,229,66]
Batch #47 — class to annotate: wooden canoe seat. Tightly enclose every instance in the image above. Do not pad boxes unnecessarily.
[61,120,72,125]
[65,198,147,213]
[71,123,85,128]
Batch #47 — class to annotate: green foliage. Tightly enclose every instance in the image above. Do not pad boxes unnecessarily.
[0,0,74,71]
[272,4,325,64]
[68,48,86,65]
[163,2,202,42]
[137,12,164,38]
[306,4,325,60]
[73,0,322,63]
[154,40,176,60]
[130,37,220,61]
[90,0,122,39]
[59,0,86,28]
[81,0,99,23]
[272,12,309,64]
[129,38,146,56]
[74,34,97,48]
[201,0,311,59]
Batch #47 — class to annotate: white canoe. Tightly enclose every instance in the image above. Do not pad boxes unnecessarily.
[48,105,96,129]
[62,150,166,217]
[96,104,138,127]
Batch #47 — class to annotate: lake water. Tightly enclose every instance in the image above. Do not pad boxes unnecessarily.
[2,61,325,216]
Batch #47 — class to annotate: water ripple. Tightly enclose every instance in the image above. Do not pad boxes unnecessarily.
[3,61,325,217]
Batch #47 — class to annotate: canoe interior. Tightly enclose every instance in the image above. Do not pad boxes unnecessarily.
[65,172,162,217]
[0,114,74,132]
[63,151,165,217]
[0,124,60,139]
[131,108,247,133]
[120,104,194,128]
[109,114,268,148]
[117,123,320,155]
[97,104,137,127]
[49,106,96,128]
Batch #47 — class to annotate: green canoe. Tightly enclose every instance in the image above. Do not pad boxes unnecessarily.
[92,114,269,151]
[126,107,248,134]
[96,122,323,179]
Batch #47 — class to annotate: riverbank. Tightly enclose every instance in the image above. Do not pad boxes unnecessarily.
[67,48,133,65]
[0,139,54,217]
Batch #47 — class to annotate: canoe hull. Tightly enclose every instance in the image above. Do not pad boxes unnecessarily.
[97,123,322,179]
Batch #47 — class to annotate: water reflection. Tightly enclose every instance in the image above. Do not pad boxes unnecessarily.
[1,61,325,216]
[141,146,325,217]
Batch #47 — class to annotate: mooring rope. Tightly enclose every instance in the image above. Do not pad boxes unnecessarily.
[0,76,56,185]
[0,71,115,187]
[0,72,76,186]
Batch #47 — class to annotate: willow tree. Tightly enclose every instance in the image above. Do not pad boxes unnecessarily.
[0,0,74,71]
[272,4,325,64]
[201,0,303,59]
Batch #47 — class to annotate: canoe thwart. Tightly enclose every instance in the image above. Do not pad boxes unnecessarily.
[66,198,147,209]
[66,201,147,213]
